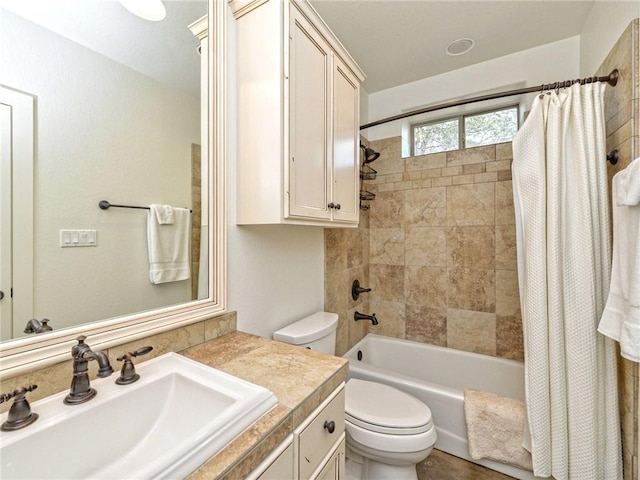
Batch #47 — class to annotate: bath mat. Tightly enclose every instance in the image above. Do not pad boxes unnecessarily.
[464,388,533,470]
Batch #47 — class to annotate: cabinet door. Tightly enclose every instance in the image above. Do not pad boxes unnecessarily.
[256,443,294,480]
[313,437,345,480]
[297,386,345,479]
[288,6,332,220]
[331,56,360,223]
[247,435,294,480]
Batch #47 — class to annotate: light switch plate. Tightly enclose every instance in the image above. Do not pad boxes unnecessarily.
[60,229,97,247]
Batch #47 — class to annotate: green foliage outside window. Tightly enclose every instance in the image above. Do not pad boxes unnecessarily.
[413,106,518,156]
[413,118,459,155]
[465,108,518,148]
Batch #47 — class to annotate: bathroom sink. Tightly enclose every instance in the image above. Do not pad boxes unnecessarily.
[0,353,278,479]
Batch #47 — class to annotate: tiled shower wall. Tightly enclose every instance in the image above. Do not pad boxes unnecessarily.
[325,141,521,360]
[598,19,639,480]
[324,210,370,356]
[356,139,522,361]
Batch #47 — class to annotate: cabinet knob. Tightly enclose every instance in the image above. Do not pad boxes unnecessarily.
[323,420,336,434]
[334,203,341,210]
[327,202,335,209]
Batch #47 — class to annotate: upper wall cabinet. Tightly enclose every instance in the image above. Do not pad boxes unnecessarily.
[232,0,365,227]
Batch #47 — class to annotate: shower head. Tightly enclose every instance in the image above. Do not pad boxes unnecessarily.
[363,147,380,163]
[360,143,380,163]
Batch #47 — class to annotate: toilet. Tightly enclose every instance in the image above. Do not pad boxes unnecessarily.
[273,312,437,480]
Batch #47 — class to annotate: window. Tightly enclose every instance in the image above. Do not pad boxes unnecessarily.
[412,106,519,156]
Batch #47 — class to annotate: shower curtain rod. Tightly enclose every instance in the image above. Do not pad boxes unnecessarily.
[359,69,619,130]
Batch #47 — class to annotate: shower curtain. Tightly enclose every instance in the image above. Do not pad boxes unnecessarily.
[512,82,622,479]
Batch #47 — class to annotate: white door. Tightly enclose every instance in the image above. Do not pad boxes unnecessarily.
[0,86,35,340]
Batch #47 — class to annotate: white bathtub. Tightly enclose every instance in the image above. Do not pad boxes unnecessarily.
[343,334,536,480]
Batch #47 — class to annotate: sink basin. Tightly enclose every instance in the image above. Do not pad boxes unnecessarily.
[0,353,278,479]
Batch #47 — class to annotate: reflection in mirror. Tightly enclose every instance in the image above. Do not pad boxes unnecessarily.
[0,0,209,342]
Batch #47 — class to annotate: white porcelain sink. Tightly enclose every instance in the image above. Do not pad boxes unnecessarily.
[0,353,278,479]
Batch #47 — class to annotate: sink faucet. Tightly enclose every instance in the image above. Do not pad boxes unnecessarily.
[64,335,113,405]
[0,385,39,431]
[24,318,53,334]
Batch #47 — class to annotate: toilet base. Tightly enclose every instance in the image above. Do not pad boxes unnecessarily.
[345,446,425,480]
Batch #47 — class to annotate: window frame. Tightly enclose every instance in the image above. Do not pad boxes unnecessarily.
[411,104,520,156]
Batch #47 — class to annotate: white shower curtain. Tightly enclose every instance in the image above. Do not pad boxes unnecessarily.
[512,82,622,480]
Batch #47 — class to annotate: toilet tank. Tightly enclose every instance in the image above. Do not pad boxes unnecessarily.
[273,312,338,354]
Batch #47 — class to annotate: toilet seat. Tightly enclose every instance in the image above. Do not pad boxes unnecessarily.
[345,379,433,435]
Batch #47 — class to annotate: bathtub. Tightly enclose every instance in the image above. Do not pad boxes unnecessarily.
[343,334,536,480]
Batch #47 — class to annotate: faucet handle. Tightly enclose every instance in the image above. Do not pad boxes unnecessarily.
[1,385,39,431]
[130,346,154,358]
[352,279,372,300]
[116,346,153,385]
[39,318,53,332]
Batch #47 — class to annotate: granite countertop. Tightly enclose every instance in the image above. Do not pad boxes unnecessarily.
[182,331,348,480]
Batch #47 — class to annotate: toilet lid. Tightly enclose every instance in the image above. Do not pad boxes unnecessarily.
[345,379,433,435]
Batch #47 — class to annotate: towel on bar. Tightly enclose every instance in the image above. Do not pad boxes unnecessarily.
[598,157,640,361]
[615,157,640,206]
[152,204,175,224]
[147,204,190,284]
[464,389,533,471]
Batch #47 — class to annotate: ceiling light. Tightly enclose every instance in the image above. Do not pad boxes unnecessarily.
[446,38,475,56]
[120,0,166,21]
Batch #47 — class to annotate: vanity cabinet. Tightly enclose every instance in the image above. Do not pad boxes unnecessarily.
[249,384,346,480]
[232,0,365,227]
[249,435,295,480]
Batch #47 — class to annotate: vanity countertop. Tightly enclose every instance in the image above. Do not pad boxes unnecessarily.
[182,331,348,479]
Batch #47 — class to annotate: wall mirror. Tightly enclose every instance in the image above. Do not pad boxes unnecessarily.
[0,0,226,378]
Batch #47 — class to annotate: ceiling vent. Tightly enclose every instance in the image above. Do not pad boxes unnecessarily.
[446,38,475,56]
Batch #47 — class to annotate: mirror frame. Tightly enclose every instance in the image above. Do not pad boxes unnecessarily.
[0,0,227,380]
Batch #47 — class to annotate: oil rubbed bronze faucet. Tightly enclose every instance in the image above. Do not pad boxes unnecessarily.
[23,318,53,334]
[0,385,39,431]
[354,311,378,325]
[116,346,153,385]
[64,335,113,405]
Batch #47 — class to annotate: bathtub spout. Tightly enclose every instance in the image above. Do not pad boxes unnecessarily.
[354,311,378,325]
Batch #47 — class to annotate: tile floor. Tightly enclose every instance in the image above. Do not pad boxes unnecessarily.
[417,449,515,480]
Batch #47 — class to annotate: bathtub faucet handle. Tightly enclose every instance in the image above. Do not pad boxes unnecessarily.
[354,311,378,325]
[352,280,372,300]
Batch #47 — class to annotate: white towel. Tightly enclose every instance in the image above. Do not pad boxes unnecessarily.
[598,157,640,361]
[152,204,175,224]
[147,205,191,284]
[615,157,640,206]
